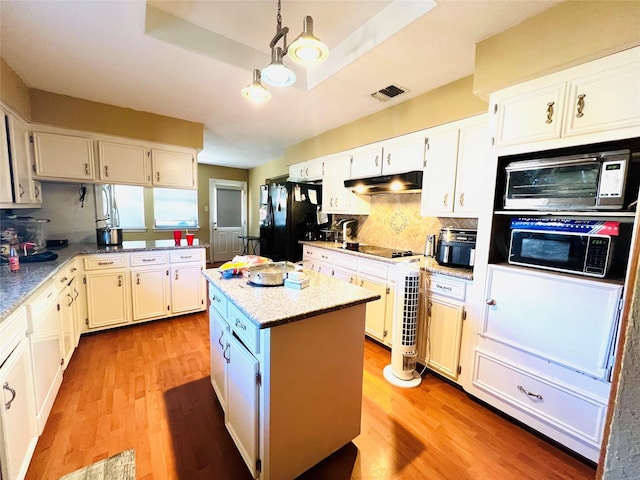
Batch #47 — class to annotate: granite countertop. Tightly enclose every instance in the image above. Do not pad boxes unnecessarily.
[0,240,208,323]
[300,241,474,281]
[203,268,381,329]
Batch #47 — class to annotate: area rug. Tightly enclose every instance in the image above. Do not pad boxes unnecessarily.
[59,449,135,480]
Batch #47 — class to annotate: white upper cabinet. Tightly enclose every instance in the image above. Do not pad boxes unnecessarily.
[32,131,95,181]
[349,143,384,179]
[421,115,489,217]
[0,111,13,203]
[288,157,323,182]
[7,115,37,205]
[151,148,196,189]
[491,46,640,150]
[98,140,150,185]
[382,132,427,175]
[322,153,371,215]
[349,133,426,179]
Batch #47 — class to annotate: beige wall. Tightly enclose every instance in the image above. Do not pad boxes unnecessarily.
[474,1,640,97]
[286,76,487,164]
[29,89,204,149]
[0,57,31,120]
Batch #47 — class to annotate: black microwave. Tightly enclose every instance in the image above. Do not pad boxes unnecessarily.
[508,229,614,278]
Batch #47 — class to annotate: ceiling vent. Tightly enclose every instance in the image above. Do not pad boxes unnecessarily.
[371,84,408,102]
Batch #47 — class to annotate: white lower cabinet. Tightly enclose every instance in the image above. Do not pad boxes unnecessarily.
[359,260,393,347]
[25,284,63,434]
[131,267,169,321]
[0,307,38,480]
[209,284,260,477]
[418,274,466,381]
[86,270,130,329]
[84,249,205,331]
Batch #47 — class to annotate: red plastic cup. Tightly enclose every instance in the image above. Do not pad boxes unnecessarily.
[173,230,182,245]
[186,233,195,246]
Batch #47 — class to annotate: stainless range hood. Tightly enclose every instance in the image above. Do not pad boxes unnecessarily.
[344,170,423,194]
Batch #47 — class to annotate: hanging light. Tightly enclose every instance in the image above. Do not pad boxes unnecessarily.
[240,69,272,103]
[261,46,297,87]
[241,0,328,101]
[287,16,329,66]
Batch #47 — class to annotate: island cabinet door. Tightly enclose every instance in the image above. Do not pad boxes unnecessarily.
[226,333,260,478]
[210,312,228,412]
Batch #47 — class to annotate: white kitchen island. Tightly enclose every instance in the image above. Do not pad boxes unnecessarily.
[203,268,380,480]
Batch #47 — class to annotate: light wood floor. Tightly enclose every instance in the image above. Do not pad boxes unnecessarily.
[25,311,596,480]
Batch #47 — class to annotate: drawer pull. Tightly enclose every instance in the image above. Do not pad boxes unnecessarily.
[142,258,156,262]
[436,284,452,291]
[235,319,247,331]
[180,255,193,259]
[3,382,16,409]
[518,385,543,400]
[98,261,114,266]
[59,276,69,283]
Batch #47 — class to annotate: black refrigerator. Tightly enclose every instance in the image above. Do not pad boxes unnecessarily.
[259,182,325,262]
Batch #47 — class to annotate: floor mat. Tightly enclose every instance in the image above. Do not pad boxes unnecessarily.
[59,449,135,480]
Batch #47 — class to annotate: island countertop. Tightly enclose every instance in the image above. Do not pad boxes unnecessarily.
[203,268,381,329]
[0,240,207,323]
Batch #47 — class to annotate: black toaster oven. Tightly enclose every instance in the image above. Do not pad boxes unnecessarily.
[436,228,477,268]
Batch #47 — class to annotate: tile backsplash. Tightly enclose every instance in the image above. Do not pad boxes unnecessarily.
[334,193,477,253]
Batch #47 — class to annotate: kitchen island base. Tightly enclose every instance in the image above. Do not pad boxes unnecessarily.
[206,269,379,480]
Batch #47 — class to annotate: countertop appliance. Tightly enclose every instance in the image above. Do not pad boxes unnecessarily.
[503,149,631,211]
[435,228,476,268]
[259,182,327,262]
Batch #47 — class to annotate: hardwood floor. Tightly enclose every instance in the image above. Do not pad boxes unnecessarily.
[25,311,596,480]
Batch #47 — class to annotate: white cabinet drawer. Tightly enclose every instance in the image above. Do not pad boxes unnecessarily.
[84,254,127,270]
[209,284,228,318]
[0,307,28,362]
[54,263,79,291]
[316,249,334,264]
[358,258,388,281]
[428,275,466,301]
[333,251,358,271]
[472,350,607,446]
[302,245,319,258]
[130,252,167,266]
[169,249,203,264]
[228,303,259,354]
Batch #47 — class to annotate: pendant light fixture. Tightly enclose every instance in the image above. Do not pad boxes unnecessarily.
[241,69,272,104]
[241,0,328,101]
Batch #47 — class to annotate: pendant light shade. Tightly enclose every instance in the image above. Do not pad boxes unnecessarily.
[287,16,329,66]
[240,69,272,103]
[261,47,297,87]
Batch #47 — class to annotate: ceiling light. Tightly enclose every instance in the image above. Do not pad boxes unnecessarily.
[240,69,272,104]
[287,16,329,66]
[242,0,328,102]
[261,47,296,87]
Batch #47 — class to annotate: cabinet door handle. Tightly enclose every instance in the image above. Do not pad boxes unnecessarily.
[118,275,122,287]
[18,183,24,198]
[223,343,230,364]
[3,382,16,410]
[518,385,543,400]
[545,101,555,124]
[34,183,40,198]
[486,299,496,306]
[575,94,586,118]
[175,270,179,280]
[136,273,140,285]
[218,330,225,349]
[443,193,449,207]
[84,163,90,175]
[458,193,464,207]
[235,319,247,331]
[104,165,109,177]
[386,153,391,166]
[67,293,74,306]
[156,171,160,182]
[374,155,379,167]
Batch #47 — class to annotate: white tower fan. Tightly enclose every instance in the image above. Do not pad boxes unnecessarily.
[383,260,422,388]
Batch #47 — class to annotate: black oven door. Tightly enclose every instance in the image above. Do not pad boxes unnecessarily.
[508,230,589,275]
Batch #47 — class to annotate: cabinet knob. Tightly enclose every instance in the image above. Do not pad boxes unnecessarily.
[486,299,496,306]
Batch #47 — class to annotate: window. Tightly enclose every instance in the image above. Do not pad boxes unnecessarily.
[153,188,198,229]
[113,185,145,229]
